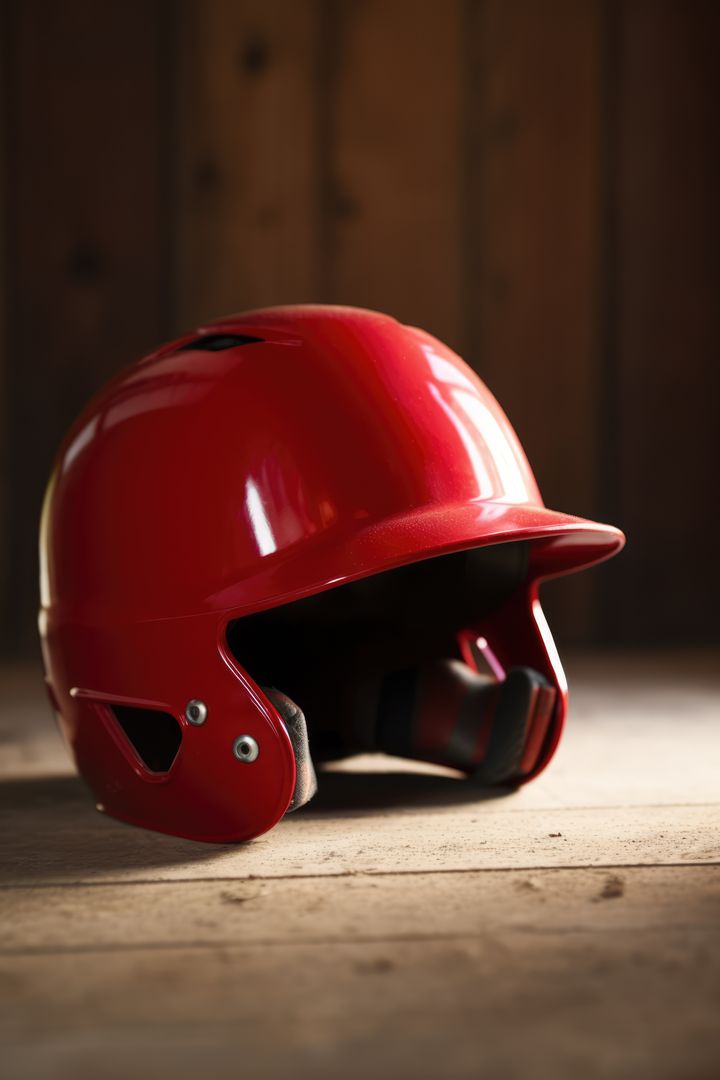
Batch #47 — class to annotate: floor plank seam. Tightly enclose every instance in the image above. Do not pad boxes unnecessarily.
[5,921,717,960]
[1,859,718,891]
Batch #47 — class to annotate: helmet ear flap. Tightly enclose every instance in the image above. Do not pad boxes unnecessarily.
[262,688,317,812]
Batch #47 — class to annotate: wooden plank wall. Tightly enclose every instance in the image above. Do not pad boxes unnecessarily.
[1,0,174,654]
[321,0,465,351]
[466,0,603,640]
[601,0,720,644]
[175,0,320,323]
[0,0,718,655]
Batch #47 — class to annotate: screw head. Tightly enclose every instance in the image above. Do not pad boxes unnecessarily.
[185,699,208,726]
[232,735,259,763]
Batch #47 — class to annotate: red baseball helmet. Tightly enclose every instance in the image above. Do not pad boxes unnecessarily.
[39,306,624,842]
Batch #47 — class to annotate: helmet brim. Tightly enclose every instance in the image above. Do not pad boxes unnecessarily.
[342,500,624,580]
[222,501,625,618]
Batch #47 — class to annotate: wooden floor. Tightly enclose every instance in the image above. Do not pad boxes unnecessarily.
[2,652,719,1079]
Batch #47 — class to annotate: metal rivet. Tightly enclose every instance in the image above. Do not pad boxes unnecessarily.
[233,735,259,763]
[185,699,208,726]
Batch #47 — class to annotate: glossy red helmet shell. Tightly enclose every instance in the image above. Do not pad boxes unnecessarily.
[39,305,624,841]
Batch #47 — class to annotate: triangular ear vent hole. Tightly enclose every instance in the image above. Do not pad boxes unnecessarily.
[110,705,182,774]
[179,333,264,352]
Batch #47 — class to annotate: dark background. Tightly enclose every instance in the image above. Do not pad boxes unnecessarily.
[1,0,718,659]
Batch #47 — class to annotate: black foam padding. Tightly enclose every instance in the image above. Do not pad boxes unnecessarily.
[472,667,548,786]
[444,666,496,767]
[263,688,317,812]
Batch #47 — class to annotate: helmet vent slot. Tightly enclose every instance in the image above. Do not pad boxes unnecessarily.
[179,334,264,352]
[110,705,182,774]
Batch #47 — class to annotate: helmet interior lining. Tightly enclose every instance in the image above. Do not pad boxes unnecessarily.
[227,541,529,760]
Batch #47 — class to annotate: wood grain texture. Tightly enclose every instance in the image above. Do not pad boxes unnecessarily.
[467,0,603,508]
[2,918,719,1080]
[175,0,320,326]
[601,0,720,643]
[466,0,603,642]
[3,865,719,954]
[4,764,720,887]
[2,0,172,654]
[322,0,465,352]
[1,653,718,1078]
